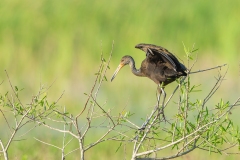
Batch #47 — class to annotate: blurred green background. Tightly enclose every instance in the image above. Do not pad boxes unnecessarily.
[0,0,240,159]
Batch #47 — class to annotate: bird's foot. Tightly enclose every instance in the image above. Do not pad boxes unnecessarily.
[157,107,167,123]
[161,108,167,122]
[139,122,147,131]
[159,107,167,123]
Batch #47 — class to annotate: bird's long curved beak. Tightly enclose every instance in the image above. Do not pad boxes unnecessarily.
[111,63,124,82]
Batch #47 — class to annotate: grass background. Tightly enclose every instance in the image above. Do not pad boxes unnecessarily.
[0,0,240,159]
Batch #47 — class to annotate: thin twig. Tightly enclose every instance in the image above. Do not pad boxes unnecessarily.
[62,106,66,160]
[90,95,115,126]
[5,70,25,110]
[0,109,12,133]
[34,137,62,150]
[189,64,227,74]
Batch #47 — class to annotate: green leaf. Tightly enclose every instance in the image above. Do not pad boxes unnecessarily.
[238,139,240,150]
[182,41,188,54]
[225,120,232,131]
[102,58,106,62]
[104,76,107,81]
[191,48,199,53]
[220,125,226,132]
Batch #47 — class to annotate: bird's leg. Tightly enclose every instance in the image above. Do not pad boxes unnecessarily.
[161,88,166,106]
[139,86,162,130]
[160,87,166,121]
[140,86,166,130]
[156,85,166,121]
[156,87,161,108]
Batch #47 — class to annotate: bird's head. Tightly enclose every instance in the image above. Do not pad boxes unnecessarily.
[111,55,132,82]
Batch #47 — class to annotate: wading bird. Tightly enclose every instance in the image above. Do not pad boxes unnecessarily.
[111,43,187,101]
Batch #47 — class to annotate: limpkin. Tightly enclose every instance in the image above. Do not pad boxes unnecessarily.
[111,43,187,101]
[111,43,187,122]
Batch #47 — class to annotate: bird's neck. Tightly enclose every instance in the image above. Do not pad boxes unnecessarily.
[128,57,144,77]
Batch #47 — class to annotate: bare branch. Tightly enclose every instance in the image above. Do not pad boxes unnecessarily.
[0,109,11,133]
[34,137,62,150]
[189,63,227,74]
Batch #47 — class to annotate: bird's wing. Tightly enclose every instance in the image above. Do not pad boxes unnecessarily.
[147,48,178,71]
[135,43,186,72]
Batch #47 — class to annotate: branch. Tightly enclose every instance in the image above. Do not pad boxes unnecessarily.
[0,109,11,133]
[0,139,8,160]
[189,63,227,74]
[34,137,62,150]
[5,70,25,110]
